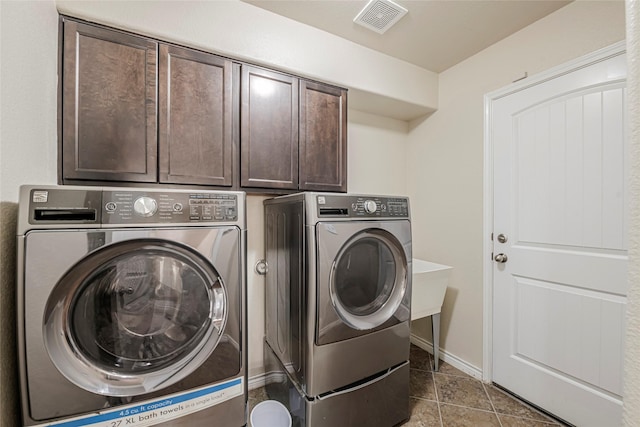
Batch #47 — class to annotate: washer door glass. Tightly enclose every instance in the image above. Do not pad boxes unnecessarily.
[43,238,226,396]
[330,229,407,330]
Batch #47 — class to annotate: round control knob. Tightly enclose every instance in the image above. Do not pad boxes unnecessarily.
[364,200,377,214]
[133,196,158,217]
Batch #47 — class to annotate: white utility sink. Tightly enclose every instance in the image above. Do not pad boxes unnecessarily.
[411,258,452,371]
[411,259,451,320]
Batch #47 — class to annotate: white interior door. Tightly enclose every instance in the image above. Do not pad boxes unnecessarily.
[491,49,628,426]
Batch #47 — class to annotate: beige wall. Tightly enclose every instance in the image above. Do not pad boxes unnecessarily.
[407,0,626,370]
[348,110,409,196]
[0,0,59,202]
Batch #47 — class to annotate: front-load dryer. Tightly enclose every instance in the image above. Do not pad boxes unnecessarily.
[264,192,411,427]
[16,185,247,427]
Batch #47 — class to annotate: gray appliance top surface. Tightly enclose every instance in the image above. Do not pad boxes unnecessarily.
[265,192,410,223]
[17,185,246,234]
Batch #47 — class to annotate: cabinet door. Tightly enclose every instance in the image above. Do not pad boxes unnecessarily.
[159,45,234,186]
[241,66,298,190]
[62,19,157,183]
[299,80,347,192]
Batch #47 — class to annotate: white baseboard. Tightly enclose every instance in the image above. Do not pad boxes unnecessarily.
[410,333,483,380]
[248,371,284,390]
[248,374,266,390]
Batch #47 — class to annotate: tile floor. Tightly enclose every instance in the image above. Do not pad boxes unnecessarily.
[248,344,567,427]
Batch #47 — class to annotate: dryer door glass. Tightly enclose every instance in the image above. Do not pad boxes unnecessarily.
[335,236,396,316]
[330,229,407,331]
[43,238,227,396]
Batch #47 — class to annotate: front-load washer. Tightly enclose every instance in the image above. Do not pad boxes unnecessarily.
[16,185,247,427]
[264,192,411,426]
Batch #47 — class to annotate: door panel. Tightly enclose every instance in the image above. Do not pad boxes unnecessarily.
[62,19,158,183]
[491,51,627,426]
[513,276,625,395]
[159,44,234,186]
[240,66,299,189]
[514,87,627,251]
[299,80,347,192]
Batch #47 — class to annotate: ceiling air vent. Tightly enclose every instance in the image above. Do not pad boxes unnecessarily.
[353,0,408,34]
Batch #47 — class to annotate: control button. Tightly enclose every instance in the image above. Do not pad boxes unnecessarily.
[105,202,117,212]
[173,203,183,212]
[133,196,158,217]
[364,200,377,214]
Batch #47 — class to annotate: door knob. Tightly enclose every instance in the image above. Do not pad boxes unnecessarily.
[494,253,508,263]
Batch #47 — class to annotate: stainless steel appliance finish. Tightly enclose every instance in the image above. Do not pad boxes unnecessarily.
[265,342,410,427]
[16,185,247,427]
[264,192,411,426]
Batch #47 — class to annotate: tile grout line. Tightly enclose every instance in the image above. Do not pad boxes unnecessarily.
[437,401,507,415]
[487,384,566,426]
[432,353,444,427]
[482,382,504,427]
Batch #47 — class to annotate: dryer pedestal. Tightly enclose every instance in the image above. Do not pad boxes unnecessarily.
[264,341,409,427]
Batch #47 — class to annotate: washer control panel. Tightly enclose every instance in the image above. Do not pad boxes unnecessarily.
[103,190,238,224]
[317,195,409,218]
[23,186,243,229]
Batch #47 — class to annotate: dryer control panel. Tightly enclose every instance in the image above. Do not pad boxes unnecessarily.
[316,194,409,219]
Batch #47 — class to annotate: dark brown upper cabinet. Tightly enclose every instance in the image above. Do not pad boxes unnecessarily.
[241,66,299,190]
[61,18,235,187]
[299,80,347,192]
[241,67,348,192]
[61,19,158,183]
[60,17,347,192]
[158,44,234,186]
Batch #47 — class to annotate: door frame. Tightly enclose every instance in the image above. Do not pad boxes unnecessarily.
[482,40,627,383]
